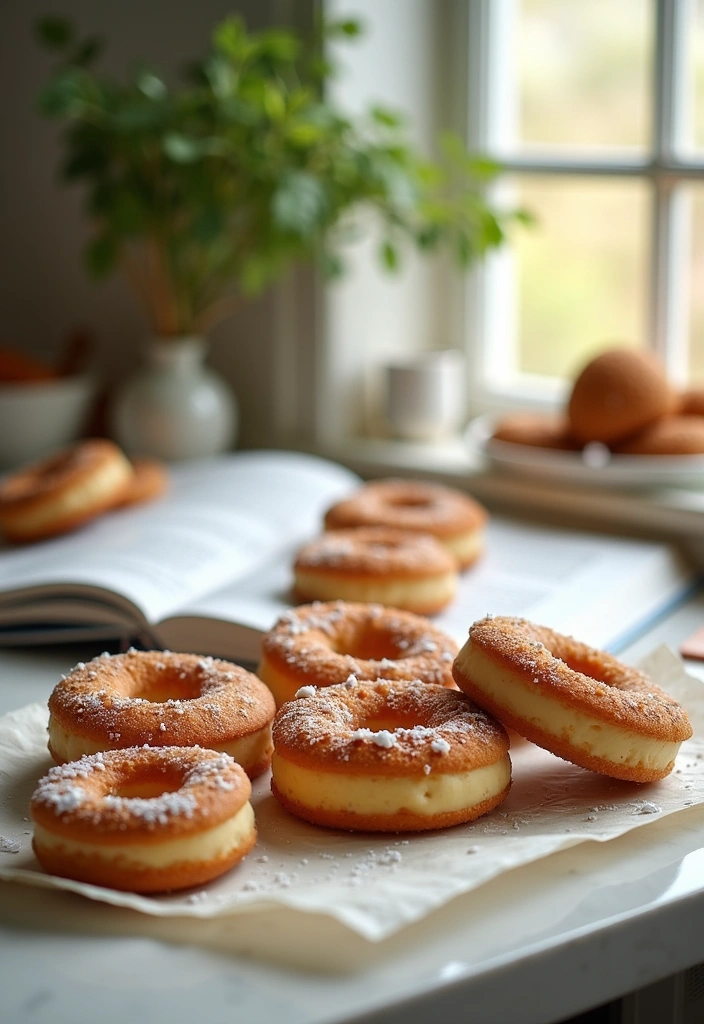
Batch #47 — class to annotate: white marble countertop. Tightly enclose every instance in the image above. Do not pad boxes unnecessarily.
[3,595,704,1024]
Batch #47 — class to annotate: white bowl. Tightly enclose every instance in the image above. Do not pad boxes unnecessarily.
[0,374,98,471]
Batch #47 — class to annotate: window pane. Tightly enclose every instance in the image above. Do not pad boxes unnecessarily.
[685,0,704,153]
[512,177,649,379]
[688,187,704,381]
[514,0,652,152]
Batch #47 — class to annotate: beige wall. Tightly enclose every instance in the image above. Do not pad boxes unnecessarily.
[0,0,293,449]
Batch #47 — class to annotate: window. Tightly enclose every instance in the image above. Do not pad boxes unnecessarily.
[306,0,704,457]
[466,0,704,414]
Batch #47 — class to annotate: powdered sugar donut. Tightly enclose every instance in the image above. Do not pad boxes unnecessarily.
[48,649,275,778]
[31,746,256,892]
[453,616,692,782]
[324,478,488,569]
[271,678,511,831]
[293,527,458,614]
[258,601,458,706]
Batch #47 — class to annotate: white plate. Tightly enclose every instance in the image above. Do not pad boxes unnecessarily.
[465,413,704,489]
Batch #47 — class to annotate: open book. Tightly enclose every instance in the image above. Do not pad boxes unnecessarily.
[0,449,696,662]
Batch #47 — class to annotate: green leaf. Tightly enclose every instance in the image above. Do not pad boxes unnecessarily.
[85,234,118,278]
[136,70,167,100]
[212,15,247,59]
[35,16,73,49]
[381,240,399,270]
[162,132,202,162]
[272,172,327,236]
[262,82,286,121]
[326,18,363,39]
[371,106,403,129]
[320,249,344,278]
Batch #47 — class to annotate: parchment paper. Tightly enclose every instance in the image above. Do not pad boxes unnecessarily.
[1,645,703,942]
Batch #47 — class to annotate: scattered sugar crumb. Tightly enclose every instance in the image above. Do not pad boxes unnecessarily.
[0,836,21,854]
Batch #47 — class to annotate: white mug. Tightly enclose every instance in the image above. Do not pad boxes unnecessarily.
[384,350,466,442]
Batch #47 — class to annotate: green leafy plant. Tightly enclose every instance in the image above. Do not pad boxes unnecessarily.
[36,13,524,337]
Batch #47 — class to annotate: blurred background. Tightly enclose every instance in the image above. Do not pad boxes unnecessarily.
[2,0,703,456]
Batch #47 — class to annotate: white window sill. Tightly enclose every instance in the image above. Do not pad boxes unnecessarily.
[305,434,704,546]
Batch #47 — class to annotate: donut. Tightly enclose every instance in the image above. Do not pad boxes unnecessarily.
[30,746,256,892]
[324,479,487,570]
[293,527,458,615]
[271,678,511,831]
[47,649,276,779]
[258,601,458,706]
[0,439,134,543]
[491,412,579,451]
[116,456,169,507]
[614,415,704,456]
[567,348,675,445]
[452,616,692,782]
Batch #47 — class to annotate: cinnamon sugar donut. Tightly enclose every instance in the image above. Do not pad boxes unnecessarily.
[453,616,692,782]
[116,456,169,507]
[293,527,458,614]
[258,601,458,706]
[614,416,704,455]
[0,439,134,543]
[491,412,579,451]
[31,746,255,892]
[567,348,675,445]
[48,649,276,778]
[324,479,487,569]
[271,679,511,831]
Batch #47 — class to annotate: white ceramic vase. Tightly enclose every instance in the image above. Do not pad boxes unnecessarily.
[111,336,238,460]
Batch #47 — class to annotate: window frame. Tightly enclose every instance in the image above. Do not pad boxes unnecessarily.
[463,0,704,416]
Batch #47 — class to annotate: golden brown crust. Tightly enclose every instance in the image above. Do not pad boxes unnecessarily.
[30,830,257,893]
[116,457,169,507]
[31,746,251,844]
[567,348,675,445]
[324,478,487,541]
[0,439,134,542]
[295,527,455,580]
[259,601,457,694]
[272,679,509,775]
[456,617,691,741]
[614,416,704,455]
[270,779,511,832]
[48,650,275,775]
[491,412,580,451]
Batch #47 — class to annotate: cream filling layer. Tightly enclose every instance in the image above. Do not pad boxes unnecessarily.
[271,752,511,816]
[48,717,273,773]
[456,644,682,771]
[444,529,484,566]
[4,454,133,536]
[33,801,255,868]
[293,569,457,611]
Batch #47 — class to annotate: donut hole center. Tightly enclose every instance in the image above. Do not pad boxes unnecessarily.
[329,623,406,661]
[109,766,184,800]
[387,496,432,509]
[550,648,624,688]
[361,711,422,733]
[130,667,204,703]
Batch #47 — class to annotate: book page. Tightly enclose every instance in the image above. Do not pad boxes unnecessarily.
[436,517,693,651]
[0,450,360,628]
[161,516,694,657]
